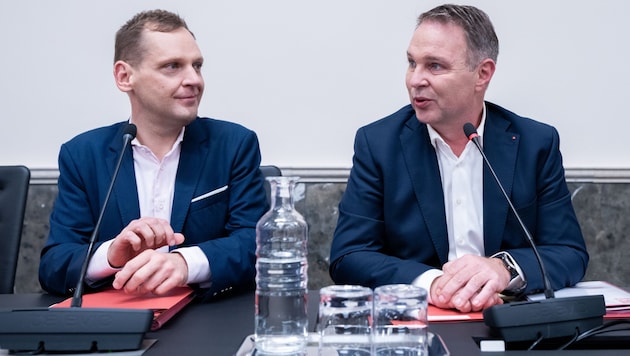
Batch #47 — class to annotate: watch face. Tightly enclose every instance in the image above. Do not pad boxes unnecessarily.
[497,255,518,280]
[508,265,519,279]
[507,261,518,278]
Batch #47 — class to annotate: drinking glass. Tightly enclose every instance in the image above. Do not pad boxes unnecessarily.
[373,284,428,356]
[317,285,373,356]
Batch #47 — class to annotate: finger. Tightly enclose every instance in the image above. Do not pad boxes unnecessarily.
[453,270,495,309]
[133,256,174,294]
[118,251,188,295]
[471,278,504,310]
[152,253,188,294]
[112,270,130,291]
[128,221,159,248]
[111,227,143,252]
[483,294,503,310]
[169,232,185,246]
[112,250,153,290]
[451,293,473,312]
[136,253,187,295]
[147,219,173,246]
[144,218,178,248]
[108,229,145,268]
[436,261,473,304]
[155,253,188,294]
[135,271,169,296]
[152,273,182,295]
[432,262,456,303]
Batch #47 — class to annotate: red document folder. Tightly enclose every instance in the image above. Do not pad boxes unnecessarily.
[52,286,195,331]
[428,281,630,322]
[428,305,483,322]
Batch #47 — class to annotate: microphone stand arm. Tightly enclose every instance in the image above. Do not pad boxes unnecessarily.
[469,136,554,299]
[71,133,134,308]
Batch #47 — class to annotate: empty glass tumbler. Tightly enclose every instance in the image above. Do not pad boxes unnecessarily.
[318,285,373,356]
[373,284,428,356]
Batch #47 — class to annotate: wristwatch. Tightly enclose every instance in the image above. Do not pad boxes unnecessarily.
[493,252,526,296]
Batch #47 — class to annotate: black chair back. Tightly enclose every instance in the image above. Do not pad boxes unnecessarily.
[0,165,30,294]
[259,165,281,178]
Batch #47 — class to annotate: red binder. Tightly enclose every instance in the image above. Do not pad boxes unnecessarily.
[52,286,195,331]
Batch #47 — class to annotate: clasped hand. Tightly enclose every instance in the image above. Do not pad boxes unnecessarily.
[107,217,188,295]
[430,255,510,312]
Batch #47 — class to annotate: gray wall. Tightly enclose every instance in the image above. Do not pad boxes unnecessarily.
[15,168,630,294]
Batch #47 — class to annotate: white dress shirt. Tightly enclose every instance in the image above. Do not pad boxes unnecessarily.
[412,106,487,299]
[86,126,211,287]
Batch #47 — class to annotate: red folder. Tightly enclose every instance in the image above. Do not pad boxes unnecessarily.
[52,286,195,331]
[428,305,483,322]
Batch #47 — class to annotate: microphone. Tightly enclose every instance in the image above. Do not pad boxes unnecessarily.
[0,123,153,353]
[463,123,605,343]
[71,123,137,308]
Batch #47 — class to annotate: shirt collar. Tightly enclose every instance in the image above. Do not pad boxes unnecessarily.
[127,118,186,150]
[427,102,487,149]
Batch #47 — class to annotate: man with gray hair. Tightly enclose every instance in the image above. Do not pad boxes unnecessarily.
[330,4,587,312]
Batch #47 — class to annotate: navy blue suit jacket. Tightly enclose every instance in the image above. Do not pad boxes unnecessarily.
[39,118,268,300]
[330,102,588,295]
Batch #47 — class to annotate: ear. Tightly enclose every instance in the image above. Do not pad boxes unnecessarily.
[475,58,496,91]
[113,60,133,92]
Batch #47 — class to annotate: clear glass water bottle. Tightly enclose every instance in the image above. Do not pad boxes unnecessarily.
[255,176,309,355]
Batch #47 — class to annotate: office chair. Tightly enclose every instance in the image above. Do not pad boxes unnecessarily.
[259,165,282,178]
[0,165,30,294]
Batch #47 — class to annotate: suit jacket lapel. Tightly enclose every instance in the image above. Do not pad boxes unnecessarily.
[483,112,519,255]
[171,120,208,232]
[400,118,449,265]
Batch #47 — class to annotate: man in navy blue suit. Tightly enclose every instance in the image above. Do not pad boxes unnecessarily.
[39,10,268,301]
[330,4,588,312]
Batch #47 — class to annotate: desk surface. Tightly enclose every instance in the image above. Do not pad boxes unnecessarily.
[1,292,628,355]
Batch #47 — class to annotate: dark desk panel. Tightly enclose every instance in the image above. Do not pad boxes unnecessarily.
[1,292,629,355]
[145,292,255,355]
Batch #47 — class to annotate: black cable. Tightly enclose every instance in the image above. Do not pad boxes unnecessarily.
[527,333,545,350]
[556,328,580,350]
[576,320,630,342]
[583,326,630,339]
[12,341,44,355]
[558,319,630,350]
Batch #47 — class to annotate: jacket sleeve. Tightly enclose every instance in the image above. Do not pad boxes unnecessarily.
[329,128,436,289]
[39,143,110,295]
[503,126,588,294]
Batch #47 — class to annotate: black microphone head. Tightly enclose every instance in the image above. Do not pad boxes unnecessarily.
[123,123,137,139]
[463,122,477,139]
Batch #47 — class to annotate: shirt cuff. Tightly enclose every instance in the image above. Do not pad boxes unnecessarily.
[412,269,444,305]
[171,246,212,288]
[85,239,120,285]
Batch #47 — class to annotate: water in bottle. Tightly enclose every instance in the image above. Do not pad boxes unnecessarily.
[255,176,308,355]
